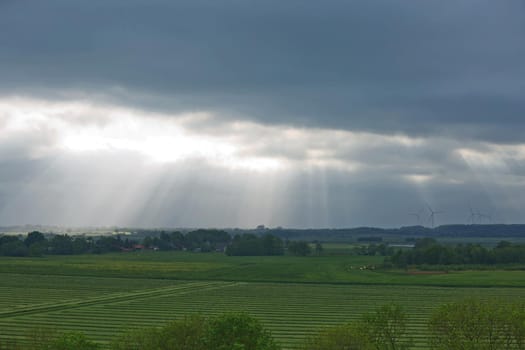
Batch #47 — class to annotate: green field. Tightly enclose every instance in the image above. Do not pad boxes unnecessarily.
[1,252,525,349]
[1,251,525,287]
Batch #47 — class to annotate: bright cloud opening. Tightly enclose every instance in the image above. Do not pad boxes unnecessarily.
[0,96,286,172]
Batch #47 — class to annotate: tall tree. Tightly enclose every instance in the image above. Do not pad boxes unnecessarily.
[24,231,46,247]
[361,304,412,350]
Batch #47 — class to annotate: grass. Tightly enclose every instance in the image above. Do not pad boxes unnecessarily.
[1,252,525,349]
[1,252,524,287]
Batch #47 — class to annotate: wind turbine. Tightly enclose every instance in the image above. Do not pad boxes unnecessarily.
[476,210,492,224]
[467,206,477,225]
[426,204,443,228]
[409,208,424,225]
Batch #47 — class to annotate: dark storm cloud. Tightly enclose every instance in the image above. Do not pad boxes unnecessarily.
[1,0,524,141]
[2,1,525,228]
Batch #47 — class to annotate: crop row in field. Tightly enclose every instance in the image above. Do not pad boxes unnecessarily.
[0,273,184,314]
[1,274,524,349]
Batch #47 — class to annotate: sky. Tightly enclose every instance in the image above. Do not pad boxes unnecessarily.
[1,0,524,228]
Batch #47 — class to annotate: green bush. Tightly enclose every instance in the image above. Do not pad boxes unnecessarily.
[302,323,372,350]
[46,332,100,350]
[111,313,279,350]
[429,298,525,350]
[26,330,99,350]
[112,316,209,350]
[302,304,412,350]
[207,313,279,350]
[159,315,209,350]
[111,328,163,350]
[361,304,412,350]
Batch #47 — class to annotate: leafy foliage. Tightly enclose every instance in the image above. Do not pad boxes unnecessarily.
[26,330,99,350]
[112,313,278,350]
[361,304,412,350]
[429,298,525,350]
[158,315,209,350]
[45,332,100,350]
[302,304,411,350]
[111,328,164,350]
[207,313,279,350]
[389,238,525,267]
[302,323,373,350]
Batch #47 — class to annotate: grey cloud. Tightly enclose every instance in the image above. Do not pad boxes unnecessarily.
[504,159,525,177]
[1,1,524,141]
[229,127,474,180]
[0,154,288,227]
[0,118,519,228]
[1,1,525,228]
[0,129,57,161]
[0,151,516,228]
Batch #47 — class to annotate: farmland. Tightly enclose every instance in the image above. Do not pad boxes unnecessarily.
[1,252,525,349]
[1,251,525,287]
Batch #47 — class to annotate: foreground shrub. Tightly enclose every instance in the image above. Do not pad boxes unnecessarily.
[25,330,99,350]
[302,304,412,350]
[429,298,525,350]
[0,340,22,350]
[112,312,279,350]
[302,323,373,350]
[159,315,209,350]
[111,328,164,350]
[112,316,209,350]
[207,313,279,350]
[45,332,100,350]
[361,304,412,350]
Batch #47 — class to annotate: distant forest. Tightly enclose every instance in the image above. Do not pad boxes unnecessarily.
[388,238,525,267]
[257,224,525,240]
[3,224,525,240]
[2,224,525,263]
[0,230,316,258]
[0,229,231,257]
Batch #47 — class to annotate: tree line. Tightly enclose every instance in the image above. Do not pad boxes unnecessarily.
[388,238,525,267]
[0,230,231,257]
[142,229,231,252]
[3,299,525,350]
[0,231,126,257]
[246,224,525,242]
[0,231,319,257]
[225,234,319,256]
